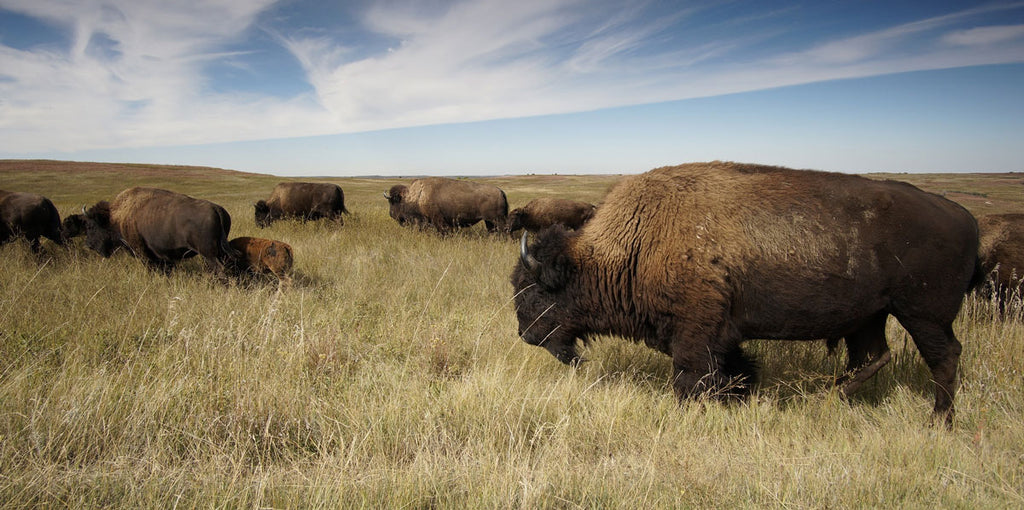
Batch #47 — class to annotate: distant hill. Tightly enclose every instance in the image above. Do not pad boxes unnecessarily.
[0,159,261,178]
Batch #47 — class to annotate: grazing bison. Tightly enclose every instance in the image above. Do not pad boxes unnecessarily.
[0,190,64,252]
[512,162,979,424]
[976,213,1024,315]
[507,197,596,235]
[76,187,238,277]
[255,182,348,228]
[384,177,508,234]
[229,236,294,286]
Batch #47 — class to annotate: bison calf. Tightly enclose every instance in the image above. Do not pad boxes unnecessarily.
[229,236,294,286]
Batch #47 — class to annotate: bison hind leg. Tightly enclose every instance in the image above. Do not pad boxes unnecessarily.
[896,316,962,427]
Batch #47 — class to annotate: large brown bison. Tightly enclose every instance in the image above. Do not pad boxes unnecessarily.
[0,190,64,252]
[255,182,349,228]
[977,213,1024,314]
[384,177,508,234]
[507,197,596,235]
[229,236,294,286]
[74,187,238,276]
[512,162,979,425]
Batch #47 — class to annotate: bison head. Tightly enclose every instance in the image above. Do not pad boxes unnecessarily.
[81,201,121,257]
[62,213,88,238]
[506,208,527,235]
[510,227,583,365]
[384,185,415,225]
[254,200,272,228]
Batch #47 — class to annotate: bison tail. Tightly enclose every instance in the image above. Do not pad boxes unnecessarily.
[220,236,243,272]
[967,256,986,293]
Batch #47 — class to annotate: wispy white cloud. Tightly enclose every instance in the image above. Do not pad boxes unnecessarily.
[1,0,1023,154]
[0,0,314,152]
[943,24,1024,46]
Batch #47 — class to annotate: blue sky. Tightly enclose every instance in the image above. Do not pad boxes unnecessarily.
[1,1,1022,176]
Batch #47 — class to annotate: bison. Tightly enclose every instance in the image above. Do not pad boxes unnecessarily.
[0,190,64,252]
[255,182,349,228]
[74,187,238,277]
[384,177,508,234]
[229,236,294,286]
[507,197,596,235]
[976,213,1024,315]
[512,162,979,425]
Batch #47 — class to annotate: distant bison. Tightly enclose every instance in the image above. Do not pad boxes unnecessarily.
[0,190,64,252]
[976,213,1024,314]
[512,162,979,425]
[74,187,238,277]
[384,177,508,234]
[507,197,596,235]
[229,236,294,286]
[255,182,348,228]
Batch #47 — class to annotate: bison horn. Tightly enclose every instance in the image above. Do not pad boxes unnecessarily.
[382,192,390,200]
[520,231,540,273]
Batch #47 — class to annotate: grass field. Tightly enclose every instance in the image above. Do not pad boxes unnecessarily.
[1,160,1023,508]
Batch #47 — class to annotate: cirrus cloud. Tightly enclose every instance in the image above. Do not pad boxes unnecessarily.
[1,0,1023,154]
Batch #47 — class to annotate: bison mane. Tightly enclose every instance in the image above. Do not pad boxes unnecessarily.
[85,201,112,227]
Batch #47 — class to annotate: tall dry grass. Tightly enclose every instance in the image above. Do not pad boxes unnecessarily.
[1,161,1023,508]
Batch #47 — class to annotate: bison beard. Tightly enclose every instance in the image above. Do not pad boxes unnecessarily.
[511,162,979,425]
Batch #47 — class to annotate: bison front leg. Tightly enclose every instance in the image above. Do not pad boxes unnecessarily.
[669,320,755,401]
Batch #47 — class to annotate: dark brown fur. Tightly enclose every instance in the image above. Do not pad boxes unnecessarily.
[255,182,348,228]
[0,190,64,252]
[511,162,979,425]
[385,177,508,234]
[229,236,294,285]
[508,197,596,234]
[80,187,238,277]
[977,213,1024,315]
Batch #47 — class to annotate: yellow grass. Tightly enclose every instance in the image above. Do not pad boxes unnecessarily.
[1,160,1023,508]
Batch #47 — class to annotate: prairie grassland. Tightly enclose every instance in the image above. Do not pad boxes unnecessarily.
[1,160,1023,508]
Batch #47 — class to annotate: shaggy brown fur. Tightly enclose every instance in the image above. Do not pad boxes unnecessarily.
[0,190,64,252]
[81,187,238,277]
[511,162,979,425]
[229,236,294,286]
[977,213,1024,314]
[508,197,596,234]
[385,177,508,234]
[255,182,348,228]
